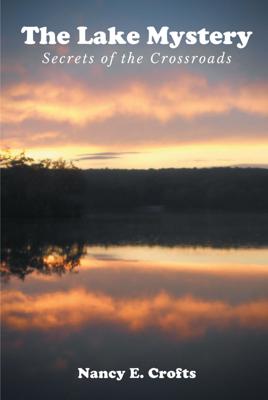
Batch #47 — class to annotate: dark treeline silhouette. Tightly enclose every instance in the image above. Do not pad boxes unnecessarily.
[83,168,268,212]
[1,152,268,217]
[1,152,86,217]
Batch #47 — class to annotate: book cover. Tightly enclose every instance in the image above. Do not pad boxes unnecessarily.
[1,1,268,399]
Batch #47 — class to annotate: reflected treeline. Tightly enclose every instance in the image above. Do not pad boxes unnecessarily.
[1,213,268,280]
[1,228,86,280]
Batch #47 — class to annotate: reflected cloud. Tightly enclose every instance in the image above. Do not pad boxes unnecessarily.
[2,242,268,281]
[90,252,138,262]
[81,246,268,276]
[2,289,268,339]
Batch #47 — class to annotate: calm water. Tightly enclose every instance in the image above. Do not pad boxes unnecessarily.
[1,214,268,399]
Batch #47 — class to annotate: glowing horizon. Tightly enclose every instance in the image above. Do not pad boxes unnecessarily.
[1,0,268,168]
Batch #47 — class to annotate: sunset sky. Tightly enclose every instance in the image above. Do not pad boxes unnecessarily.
[2,0,268,169]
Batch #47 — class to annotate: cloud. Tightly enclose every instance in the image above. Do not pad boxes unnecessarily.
[2,289,268,339]
[2,72,268,153]
[75,151,141,161]
[76,155,121,160]
[2,73,268,129]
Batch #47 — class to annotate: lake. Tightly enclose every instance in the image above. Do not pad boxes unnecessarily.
[1,213,268,399]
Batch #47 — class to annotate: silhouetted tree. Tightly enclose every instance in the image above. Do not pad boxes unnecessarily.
[1,150,86,217]
[1,150,268,217]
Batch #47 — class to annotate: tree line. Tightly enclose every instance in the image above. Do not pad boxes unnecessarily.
[1,151,268,217]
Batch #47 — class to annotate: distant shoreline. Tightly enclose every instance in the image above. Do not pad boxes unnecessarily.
[2,167,268,218]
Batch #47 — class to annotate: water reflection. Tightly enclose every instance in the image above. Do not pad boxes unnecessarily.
[1,214,268,400]
[3,288,268,338]
[2,213,268,279]
[1,243,85,280]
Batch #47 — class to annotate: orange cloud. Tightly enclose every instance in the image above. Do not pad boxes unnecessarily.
[2,74,268,126]
[2,289,268,339]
